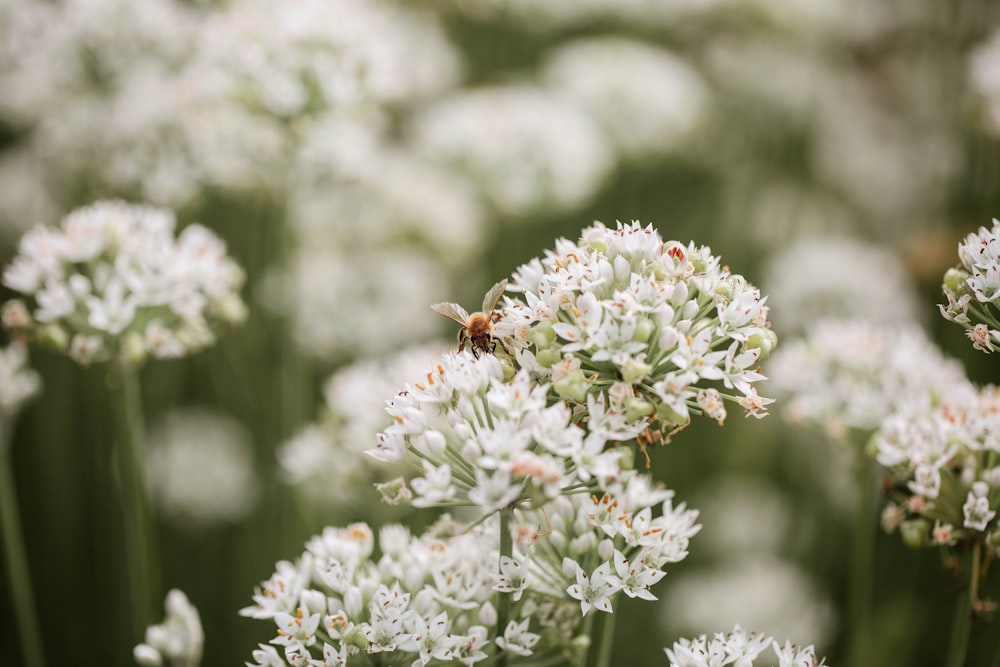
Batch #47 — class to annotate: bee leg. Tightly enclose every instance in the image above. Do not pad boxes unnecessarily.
[494,337,513,357]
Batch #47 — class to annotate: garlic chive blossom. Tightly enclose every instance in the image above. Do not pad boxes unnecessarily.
[368,350,628,514]
[1,200,246,367]
[496,221,776,449]
[941,218,1000,353]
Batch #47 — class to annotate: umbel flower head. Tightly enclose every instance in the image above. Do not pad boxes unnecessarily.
[876,384,1000,543]
[495,221,776,450]
[243,482,700,667]
[2,200,246,367]
[664,624,827,667]
[940,218,1000,353]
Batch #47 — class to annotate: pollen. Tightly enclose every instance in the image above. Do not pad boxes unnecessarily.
[415,382,426,391]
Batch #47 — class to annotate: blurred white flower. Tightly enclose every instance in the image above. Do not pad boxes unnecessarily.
[147,408,258,526]
[259,248,447,361]
[542,38,707,161]
[0,148,61,242]
[767,319,970,440]
[0,342,41,424]
[971,28,1000,137]
[689,476,794,557]
[665,624,827,667]
[134,589,203,667]
[663,558,836,652]
[762,236,922,336]
[411,85,613,217]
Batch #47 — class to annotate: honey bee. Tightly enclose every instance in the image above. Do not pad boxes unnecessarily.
[431,279,511,358]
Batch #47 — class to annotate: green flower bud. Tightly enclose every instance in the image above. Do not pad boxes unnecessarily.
[535,348,562,368]
[621,357,652,384]
[746,328,778,360]
[624,397,655,422]
[528,321,556,350]
[569,635,591,661]
[554,369,589,403]
[900,518,930,549]
[943,267,970,294]
[212,294,248,326]
[613,445,634,470]
[498,355,516,381]
[375,477,413,505]
[343,628,369,651]
[37,324,68,351]
[632,318,656,344]
[657,401,690,426]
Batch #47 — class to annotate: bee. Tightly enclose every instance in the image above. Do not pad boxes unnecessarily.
[431,279,511,358]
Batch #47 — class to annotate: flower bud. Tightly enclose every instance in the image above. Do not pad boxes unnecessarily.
[746,328,778,360]
[122,331,148,368]
[37,324,68,351]
[133,644,162,666]
[621,358,652,384]
[479,601,497,626]
[528,320,556,349]
[535,348,562,368]
[900,518,930,549]
[632,318,656,344]
[212,294,248,326]
[657,402,690,426]
[943,267,970,294]
[624,397,655,422]
[598,539,614,560]
[375,477,412,505]
[554,369,589,403]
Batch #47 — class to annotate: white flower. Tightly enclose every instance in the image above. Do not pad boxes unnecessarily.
[134,589,203,667]
[566,561,622,615]
[542,37,706,160]
[0,342,41,421]
[963,482,996,532]
[494,556,529,602]
[411,85,613,217]
[494,619,540,657]
[664,625,827,667]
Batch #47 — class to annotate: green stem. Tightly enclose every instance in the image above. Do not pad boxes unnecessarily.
[109,367,160,640]
[945,587,972,667]
[0,421,46,667]
[846,460,878,667]
[586,609,616,667]
[496,507,513,667]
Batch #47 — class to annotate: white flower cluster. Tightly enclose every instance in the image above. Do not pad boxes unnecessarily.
[241,519,511,667]
[146,408,259,526]
[411,85,614,217]
[664,625,826,667]
[369,351,629,512]
[134,589,204,667]
[243,480,700,666]
[761,236,922,336]
[0,342,41,422]
[498,221,775,448]
[940,219,1000,353]
[542,37,707,161]
[2,200,247,367]
[875,383,1000,545]
[767,319,969,440]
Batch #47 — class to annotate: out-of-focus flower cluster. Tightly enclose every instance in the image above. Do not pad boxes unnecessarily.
[146,408,259,527]
[0,342,41,424]
[940,218,1000,353]
[497,221,776,450]
[767,320,969,443]
[1,200,246,367]
[664,624,826,667]
[134,589,204,667]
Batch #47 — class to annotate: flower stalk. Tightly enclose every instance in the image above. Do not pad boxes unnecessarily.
[0,420,46,667]
[497,506,513,667]
[109,366,160,638]
[945,584,972,667]
[846,459,878,667]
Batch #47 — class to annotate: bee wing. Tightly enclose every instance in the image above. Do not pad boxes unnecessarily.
[430,301,470,325]
[481,279,508,313]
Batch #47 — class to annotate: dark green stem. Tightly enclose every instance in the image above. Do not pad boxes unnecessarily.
[109,367,159,639]
[945,586,972,667]
[846,460,878,667]
[0,422,46,667]
[496,507,513,667]
[586,609,616,667]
